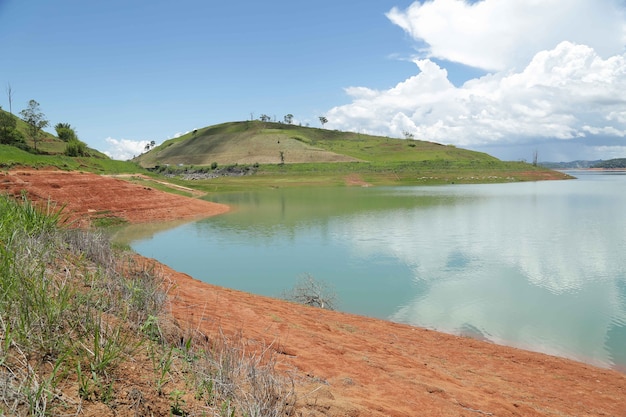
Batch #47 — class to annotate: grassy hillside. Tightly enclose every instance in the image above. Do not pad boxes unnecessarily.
[0,144,145,174]
[0,108,143,173]
[1,108,107,157]
[130,120,571,191]
[1,116,570,188]
[134,120,500,167]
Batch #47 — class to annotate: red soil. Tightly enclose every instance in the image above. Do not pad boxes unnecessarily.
[1,169,624,417]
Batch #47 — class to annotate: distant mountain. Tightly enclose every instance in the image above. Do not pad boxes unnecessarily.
[539,160,603,169]
[591,158,626,169]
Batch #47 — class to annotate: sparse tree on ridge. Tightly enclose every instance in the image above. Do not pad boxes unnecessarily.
[6,83,14,114]
[259,114,271,122]
[319,116,328,128]
[284,114,294,124]
[20,100,48,152]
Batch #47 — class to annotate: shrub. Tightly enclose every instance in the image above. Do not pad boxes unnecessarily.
[65,139,88,157]
[282,274,337,310]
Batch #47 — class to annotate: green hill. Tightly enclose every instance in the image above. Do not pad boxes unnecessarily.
[1,107,108,157]
[0,108,141,173]
[134,120,500,167]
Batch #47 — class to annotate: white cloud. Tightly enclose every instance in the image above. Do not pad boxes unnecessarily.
[104,137,150,161]
[104,132,189,160]
[386,0,626,71]
[590,145,626,159]
[326,0,626,161]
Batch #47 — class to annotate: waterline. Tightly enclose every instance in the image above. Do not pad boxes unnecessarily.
[128,173,626,370]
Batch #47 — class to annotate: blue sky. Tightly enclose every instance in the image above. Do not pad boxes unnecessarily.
[2,0,626,162]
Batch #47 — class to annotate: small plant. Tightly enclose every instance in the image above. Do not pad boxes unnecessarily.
[90,319,128,376]
[141,315,162,342]
[151,344,174,395]
[195,378,215,405]
[169,389,187,416]
[220,400,236,417]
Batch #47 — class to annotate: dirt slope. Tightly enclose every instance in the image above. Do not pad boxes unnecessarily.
[0,170,229,227]
[1,169,624,416]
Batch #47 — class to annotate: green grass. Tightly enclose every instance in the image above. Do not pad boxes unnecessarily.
[2,117,569,190]
[130,120,570,191]
[0,193,297,416]
[133,120,498,168]
[0,193,162,414]
[165,159,567,193]
[0,144,147,174]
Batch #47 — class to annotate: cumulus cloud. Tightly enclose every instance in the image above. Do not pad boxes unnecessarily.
[386,0,626,71]
[327,0,626,161]
[104,137,150,161]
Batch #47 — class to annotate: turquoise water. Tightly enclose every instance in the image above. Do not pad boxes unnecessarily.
[126,172,626,370]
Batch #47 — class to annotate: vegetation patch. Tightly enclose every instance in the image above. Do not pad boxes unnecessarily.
[0,193,297,416]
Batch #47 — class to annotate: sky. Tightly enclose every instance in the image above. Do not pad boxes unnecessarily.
[1,0,626,162]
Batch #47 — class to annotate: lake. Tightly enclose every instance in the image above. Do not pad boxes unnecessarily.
[124,171,626,370]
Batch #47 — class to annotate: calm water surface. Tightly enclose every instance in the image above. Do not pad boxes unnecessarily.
[124,172,626,370]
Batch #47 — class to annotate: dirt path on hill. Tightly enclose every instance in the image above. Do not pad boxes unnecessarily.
[1,169,624,416]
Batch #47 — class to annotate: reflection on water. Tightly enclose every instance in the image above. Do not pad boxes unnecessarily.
[128,173,626,370]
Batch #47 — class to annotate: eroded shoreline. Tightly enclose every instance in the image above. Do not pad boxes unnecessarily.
[1,169,624,416]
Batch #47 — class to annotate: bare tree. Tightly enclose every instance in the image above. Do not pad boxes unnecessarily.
[6,83,13,114]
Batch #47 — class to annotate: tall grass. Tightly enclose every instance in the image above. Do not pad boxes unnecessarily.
[0,193,297,416]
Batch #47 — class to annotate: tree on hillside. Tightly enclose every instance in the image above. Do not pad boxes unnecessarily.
[284,114,293,124]
[318,116,328,128]
[54,122,78,142]
[20,100,48,152]
[259,114,271,122]
[0,106,25,146]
